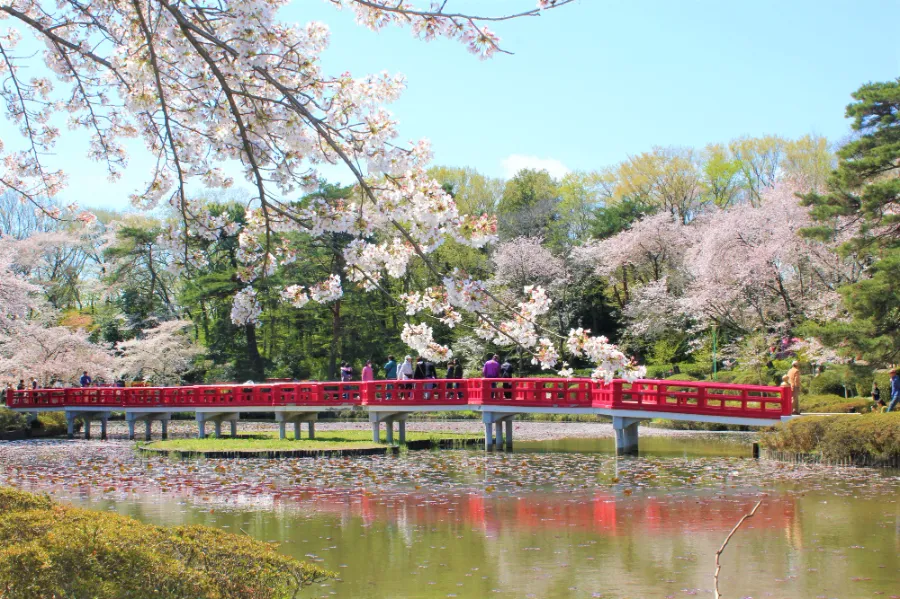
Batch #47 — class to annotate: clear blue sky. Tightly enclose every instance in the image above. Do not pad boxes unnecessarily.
[2,0,898,211]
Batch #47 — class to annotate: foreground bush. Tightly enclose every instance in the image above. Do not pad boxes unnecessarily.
[0,487,333,599]
[759,413,900,462]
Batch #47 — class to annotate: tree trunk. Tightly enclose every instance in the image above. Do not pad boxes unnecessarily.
[245,323,264,380]
[328,300,342,381]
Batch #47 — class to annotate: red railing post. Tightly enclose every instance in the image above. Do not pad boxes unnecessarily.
[781,386,793,416]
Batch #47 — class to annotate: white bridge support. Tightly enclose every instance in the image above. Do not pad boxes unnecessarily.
[369,411,408,445]
[482,412,516,451]
[612,416,642,456]
[65,410,112,440]
[275,412,317,440]
[125,411,172,441]
[195,412,239,439]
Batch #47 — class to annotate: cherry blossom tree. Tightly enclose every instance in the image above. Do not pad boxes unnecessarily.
[0,0,644,382]
[115,320,201,384]
[1,237,113,386]
[576,211,689,309]
[682,182,859,332]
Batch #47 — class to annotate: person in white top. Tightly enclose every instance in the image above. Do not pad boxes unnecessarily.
[397,355,415,380]
[397,355,415,399]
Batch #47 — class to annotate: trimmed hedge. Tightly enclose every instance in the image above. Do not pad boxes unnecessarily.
[759,413,900,463]
[0,487,333,598]
[801,393,871,414]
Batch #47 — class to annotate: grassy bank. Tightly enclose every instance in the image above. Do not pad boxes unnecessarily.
[759,413,900,465]
[0,487,332,598]
[143,429,480,453]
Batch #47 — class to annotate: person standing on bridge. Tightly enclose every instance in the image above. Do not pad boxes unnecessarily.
[397,356,414,381]
[79,371,91,387]
[30,378,38,389]
[362,360,374,382]
[483,355,501,400]
[383,355,397,381]
[483,355,500,378]
[499,357,514,399]
[786,361,801,415]
[888,369,900,412]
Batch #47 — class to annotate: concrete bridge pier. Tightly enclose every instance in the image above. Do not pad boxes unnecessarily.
[196,412,240,439]
[613,416,641,456]
[125,412,172,441]
[369,411,408,444]
[65,410,111,440]
[482,412,516,451]
[275,412,317,440]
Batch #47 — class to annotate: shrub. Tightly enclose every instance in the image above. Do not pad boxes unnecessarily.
[36,411,70,435]
[759,413,900,462]
[808,369,852,396]
[0,408,26,433]
[801,394,870,414]
[664,373,698,382]
[0,487,334,599]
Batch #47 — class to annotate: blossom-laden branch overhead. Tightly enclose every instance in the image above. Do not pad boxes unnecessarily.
[0,0,641,382]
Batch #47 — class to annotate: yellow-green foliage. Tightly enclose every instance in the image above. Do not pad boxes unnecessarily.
[759,413,900,461]
[801,394,871,414]
[0,487,334,599]
[0,408,25,433]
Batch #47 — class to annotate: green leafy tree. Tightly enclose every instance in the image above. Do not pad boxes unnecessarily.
[801,78,900,365]
[497,169,563,243]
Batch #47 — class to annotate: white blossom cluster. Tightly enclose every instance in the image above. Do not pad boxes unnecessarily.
[230,288,262,327]
[400,322,453,363]
[566,328,646,383]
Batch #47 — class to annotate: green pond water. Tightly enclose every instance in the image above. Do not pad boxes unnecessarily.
[1,436,898,599]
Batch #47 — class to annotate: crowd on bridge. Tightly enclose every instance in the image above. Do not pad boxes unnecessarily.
[340,355,514,383]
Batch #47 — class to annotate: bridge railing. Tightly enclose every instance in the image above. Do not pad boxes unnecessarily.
[5,378,791,418]
[592,379,791,417]
[364,379,469,406]
[467,378,593,408]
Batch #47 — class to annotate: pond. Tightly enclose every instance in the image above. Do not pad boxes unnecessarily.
[1,436,897,599]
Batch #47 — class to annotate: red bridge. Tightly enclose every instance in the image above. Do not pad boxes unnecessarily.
[5,378,791,454]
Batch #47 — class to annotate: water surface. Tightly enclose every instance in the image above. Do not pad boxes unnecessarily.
[1,438,897,599]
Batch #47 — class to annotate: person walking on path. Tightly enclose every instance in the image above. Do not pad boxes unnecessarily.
[79,371,91,387]
[383,355,397,380]
[888,369,900,412]
[786,361,802,415]
[362,360,374,382]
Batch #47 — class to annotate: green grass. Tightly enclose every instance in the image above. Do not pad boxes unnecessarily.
[144,429,479,452]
